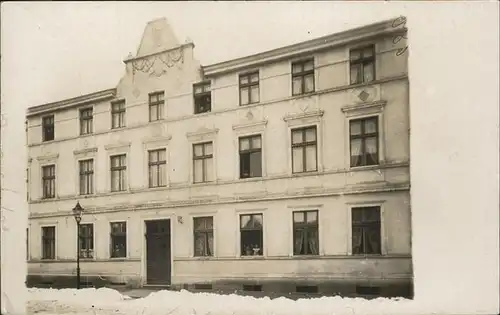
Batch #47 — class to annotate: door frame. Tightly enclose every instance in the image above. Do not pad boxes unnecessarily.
[141,214,175,286]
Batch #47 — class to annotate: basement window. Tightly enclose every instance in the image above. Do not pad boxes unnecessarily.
[193,283,212,290]
[356,285,381,296]
[295,285,318,293]
[243,285,262,292]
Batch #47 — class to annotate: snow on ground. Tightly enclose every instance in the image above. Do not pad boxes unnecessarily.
[27,287,439,315]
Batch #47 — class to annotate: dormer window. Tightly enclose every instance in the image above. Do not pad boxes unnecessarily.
[194,82,211,114]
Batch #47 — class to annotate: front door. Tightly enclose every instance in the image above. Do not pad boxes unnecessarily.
[145,219,171,285]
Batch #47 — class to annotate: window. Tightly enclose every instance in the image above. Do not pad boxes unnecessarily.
[293,210,319,255]
[240,214,263,256]
[239,135,262,179]
[194,82,211,114]
[193,142,214,183]
[79,159,94,195]
[352,206,381,255]
[291,126,318,173]
[350,45,375,85]
[239,72,259,105]
[148,149,167,188]
[149,92,164,122]
[110,222,126,258]
[110,155,127,192]
[42,115,54,141]
[193,217,214,257]
[41,164,55,199]
[292,59,315,95]
[349,117,379,167]
[80,108,93,135]
[111,100,126,129]
[78,223,94,258]
[41,226,55,260]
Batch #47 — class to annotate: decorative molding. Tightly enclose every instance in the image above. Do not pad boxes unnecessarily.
[186,128,219,142]
[142,135,172,150]
[232,120,268,135]
[104,142,132,152]
[36,154,59,162]
[283,110,324,127]
[341,100,387,117]
[73,147,98,159]
[287,204,324,209]
[128,47,184,78]
[235,207,268,213]
[28,182,410,219]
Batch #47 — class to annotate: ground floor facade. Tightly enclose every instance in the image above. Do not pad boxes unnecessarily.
[27,190,412,297]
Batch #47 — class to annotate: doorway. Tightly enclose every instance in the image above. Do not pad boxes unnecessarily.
[145,219,171,285]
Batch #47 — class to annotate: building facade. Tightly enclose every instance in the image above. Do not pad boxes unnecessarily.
[26,17,411,297]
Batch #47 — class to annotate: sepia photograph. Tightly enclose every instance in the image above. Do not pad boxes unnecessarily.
[1,2,498,315]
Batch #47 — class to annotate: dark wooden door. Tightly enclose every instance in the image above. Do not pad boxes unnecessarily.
[145,219,171,285]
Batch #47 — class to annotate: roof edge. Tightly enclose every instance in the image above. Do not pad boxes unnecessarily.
[27,88,116,118]
[202,17,406,76]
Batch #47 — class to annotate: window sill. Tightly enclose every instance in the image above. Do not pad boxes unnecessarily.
[191,256,216,260]
[349,163,383,172]
[109,257,128,261]
[238,256,265,260]
[291,170,319,178]
[41,139,56,144]
[292,91,316,98]
[79,133,94,138]
[291,254,321,259]
[238,176,264,182]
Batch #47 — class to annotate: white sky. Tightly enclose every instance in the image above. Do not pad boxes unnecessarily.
[2,1,411,108]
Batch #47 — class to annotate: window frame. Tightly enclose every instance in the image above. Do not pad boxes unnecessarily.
[109,221,127,259]
[349,44,376,85]
[110,154,127,192]
[239,71,260,106]
[238,134,263,179]
[78,158,94,195]
[348,203,385,256]
[42,115,55,142]
[193,81,212,114]
[79,107,93,135]
[111,100,126,129]
[193,216,214,257]
[78,223,95,259]
[291,58,315,96]
[41,225,56,260]
[291,125,318,174]
[192,141,214,183]
[148,149,167,188]
[148,91,164,122]
[41,164,56,199]
[349,116,380,168]
[292,210,320,256]
[239,212,264,257]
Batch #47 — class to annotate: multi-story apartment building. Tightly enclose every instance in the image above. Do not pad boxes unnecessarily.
[26,17,411,297]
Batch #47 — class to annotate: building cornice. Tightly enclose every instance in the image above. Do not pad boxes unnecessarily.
[202,18,407,76]
[27,88,116,118]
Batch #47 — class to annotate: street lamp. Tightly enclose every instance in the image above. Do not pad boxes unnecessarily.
[72,201,83,289]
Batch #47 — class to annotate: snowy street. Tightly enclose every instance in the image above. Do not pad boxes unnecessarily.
[26,288,429,315]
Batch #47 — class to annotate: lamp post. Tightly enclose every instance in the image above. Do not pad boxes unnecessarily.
[72,201,83,289]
